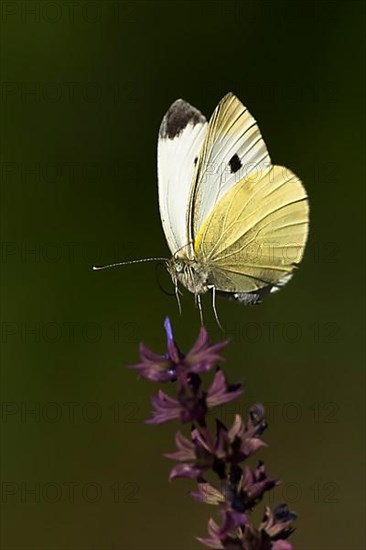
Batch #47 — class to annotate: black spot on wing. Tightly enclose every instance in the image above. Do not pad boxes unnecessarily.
[229,153,242,174]
[194,156,198,166]
[159,99,206,140]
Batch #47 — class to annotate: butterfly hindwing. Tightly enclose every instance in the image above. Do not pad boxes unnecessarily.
[158,99,207,256]
[194,165,309,293]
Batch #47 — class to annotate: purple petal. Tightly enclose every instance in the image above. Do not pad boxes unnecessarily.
[196,536,223,549]
[227,414,244,440]
[164,431,195,461]
[145,390,181,424]
[191,482,225,505]
[197,518,223,549]
[169,463,202,480]
[164,317,174,343]
[128,362,175,382]
[215,422,229,459]
[139,342,165,362]
[207,370,242,408]
[186,328,228,373]
[217,509,247,537]
[164,449,193,461]
[240,438,267,458]
[175,430,195,452]
[164,317,181,363]
[192,428,212,453]
[207,517,221,538]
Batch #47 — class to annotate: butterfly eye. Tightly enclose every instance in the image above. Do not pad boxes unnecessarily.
[175,260,184,273]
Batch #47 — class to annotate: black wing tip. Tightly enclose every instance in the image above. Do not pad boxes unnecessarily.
[159,98,206,140]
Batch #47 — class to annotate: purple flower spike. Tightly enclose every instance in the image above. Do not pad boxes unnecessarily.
[127,318,298,550]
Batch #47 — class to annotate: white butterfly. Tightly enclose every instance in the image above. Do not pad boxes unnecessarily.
[157,93,309,324]
[94,93,309,326]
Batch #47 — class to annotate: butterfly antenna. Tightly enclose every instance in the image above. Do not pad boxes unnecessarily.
[92,257,168,271]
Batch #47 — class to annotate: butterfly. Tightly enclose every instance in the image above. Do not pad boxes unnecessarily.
[157,93,309,324]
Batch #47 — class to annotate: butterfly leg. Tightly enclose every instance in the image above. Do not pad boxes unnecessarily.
[174,281,182,315]
[209,285,224,331]
[196,293,204,325]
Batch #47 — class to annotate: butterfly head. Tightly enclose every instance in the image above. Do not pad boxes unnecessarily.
[166,255,210,295]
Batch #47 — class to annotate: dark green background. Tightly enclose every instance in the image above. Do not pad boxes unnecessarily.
[1,1,365,549]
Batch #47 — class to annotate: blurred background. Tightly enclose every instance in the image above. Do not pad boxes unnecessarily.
[1,1,365,549]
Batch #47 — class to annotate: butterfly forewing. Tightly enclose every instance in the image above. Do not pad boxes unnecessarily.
[158,99,207,256]
[188,93,271,243]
